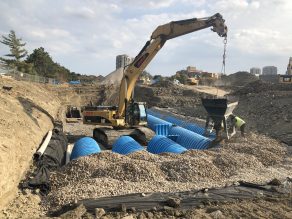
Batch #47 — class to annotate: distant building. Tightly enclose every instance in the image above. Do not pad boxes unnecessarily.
[201,72,219,79]
[287,57,292,75]
[262,66,277,75]
[186,66,196,73]
[250,67,261,75]
[176,66,202,78]
[116,54,133,69]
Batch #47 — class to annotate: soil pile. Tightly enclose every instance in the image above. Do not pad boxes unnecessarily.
[44,133,290,211]
[220,71,259,87]
[232,80,292,95]
[0,78,60,210]
[150,80,175,88]
[101,84,120,106]
[134,85,212,108]
[101,68,124,86]
[232,81,292,145]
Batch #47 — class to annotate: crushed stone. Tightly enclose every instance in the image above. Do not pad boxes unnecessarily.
[43,133,291,211]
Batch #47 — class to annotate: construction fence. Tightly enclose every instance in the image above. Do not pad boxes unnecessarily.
[0,67,58,85]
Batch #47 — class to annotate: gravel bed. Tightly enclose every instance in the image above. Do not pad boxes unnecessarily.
[43,133,291,211]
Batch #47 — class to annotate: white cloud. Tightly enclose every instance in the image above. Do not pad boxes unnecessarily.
[120,0,175,8]
[0,0,291,75]
[250,1,260,9]
[64,6,96,19]
[232,28,292,54]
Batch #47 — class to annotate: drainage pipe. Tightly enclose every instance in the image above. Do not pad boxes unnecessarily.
[34,130,53,159]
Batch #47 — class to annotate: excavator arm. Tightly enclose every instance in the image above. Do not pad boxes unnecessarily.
[117,13,227,118]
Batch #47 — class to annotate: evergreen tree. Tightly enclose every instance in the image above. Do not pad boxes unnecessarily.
[26,47,55,77]
[0,30,28,67]
[26,47,73,81]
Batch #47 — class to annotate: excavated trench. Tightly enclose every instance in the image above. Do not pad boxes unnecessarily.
[0,78,291,218]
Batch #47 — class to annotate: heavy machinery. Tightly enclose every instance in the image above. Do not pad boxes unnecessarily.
[187,77,200,85]
[82,13,228,148]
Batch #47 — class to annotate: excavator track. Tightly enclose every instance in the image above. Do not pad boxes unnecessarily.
[93,126,155,149]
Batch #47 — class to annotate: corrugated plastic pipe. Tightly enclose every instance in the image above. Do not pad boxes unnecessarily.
[147,115,172,131]
[147,111,216,139]
[154,124,170,136]
[184,123,205,135]
[169,126,211,150]
[147,135,187,154]
[112,136,144,155]
[71,137,101,160]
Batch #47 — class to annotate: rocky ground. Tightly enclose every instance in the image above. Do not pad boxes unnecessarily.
[0,75,291,218]
[232,80,292,146]
[42,133,291,214]
[88,198,292,219]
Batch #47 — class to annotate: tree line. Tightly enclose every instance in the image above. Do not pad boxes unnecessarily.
[0,30,79,82]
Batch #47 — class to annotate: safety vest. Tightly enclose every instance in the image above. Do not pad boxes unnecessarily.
[235,116,245,128]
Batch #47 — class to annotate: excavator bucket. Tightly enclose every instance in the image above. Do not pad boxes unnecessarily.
[202,98,238,122]
[202,98,238,141]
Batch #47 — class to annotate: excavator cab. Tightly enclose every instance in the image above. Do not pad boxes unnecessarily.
[125,100,147,127]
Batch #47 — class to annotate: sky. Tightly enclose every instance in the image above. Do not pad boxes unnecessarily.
[0,0,291,76]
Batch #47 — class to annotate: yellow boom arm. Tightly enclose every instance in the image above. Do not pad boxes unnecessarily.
[117,13,227,118]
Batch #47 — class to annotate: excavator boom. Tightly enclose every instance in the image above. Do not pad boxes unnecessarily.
[117,13,227,118]
[83,13,227,148]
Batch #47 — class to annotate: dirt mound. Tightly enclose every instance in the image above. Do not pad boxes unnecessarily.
[134,85,212,108]
[233,80,292,95]
[0,78,60,211]
[101,68,123,85]
[150,80,175,88]
[221,71,259,87]
[42,133,290,212]
[233,85,292,145]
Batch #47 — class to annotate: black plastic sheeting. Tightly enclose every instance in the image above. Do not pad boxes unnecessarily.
[20,123,67,194]
[50,178,292,216]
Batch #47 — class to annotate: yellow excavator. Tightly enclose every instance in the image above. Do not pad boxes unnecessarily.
[82,13,228,148]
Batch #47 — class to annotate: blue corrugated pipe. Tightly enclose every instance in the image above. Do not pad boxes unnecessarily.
[147,114,172,131]
[164,116,186,126]
[112,136,144,155]
[146,109,161,117]
[147,135,187,154]
[169,126,211,150]
[154,124,170,136]
[71,137,101,160]
[147,111,216,138]
[184,123,205,135]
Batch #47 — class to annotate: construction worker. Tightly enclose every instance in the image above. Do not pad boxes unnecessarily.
[230,114,246,137]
